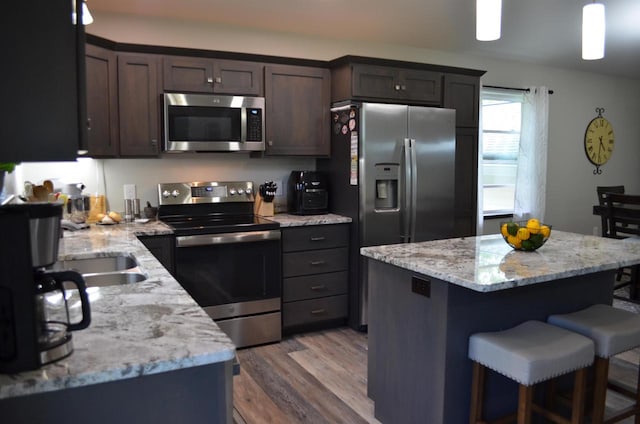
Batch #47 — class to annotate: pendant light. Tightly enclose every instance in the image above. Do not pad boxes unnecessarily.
[582,2,605,60]
[476,0,502,41]
[72,0,94,25]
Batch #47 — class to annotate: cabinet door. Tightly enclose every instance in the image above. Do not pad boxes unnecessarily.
[213,60,263,96]
[444,74,480,127]
[118,54,161,156]
[454,127,478,237]
[2,0,84,162]
[264,65,330,156]
[351,64,399,99]
[85,44,119,157]
[401,69,442,104]
[163,56,214,93]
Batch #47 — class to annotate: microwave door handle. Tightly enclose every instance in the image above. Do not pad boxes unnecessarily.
[240,107,247,143]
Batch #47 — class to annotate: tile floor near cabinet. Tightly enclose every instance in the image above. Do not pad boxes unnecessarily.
[233,302,640,424]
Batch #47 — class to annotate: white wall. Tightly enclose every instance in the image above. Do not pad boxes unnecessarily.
[15,12,640,234]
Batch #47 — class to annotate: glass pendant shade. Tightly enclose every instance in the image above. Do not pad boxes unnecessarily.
[72,1,94,25]
[476,0,502,41]
[582,3,605,60]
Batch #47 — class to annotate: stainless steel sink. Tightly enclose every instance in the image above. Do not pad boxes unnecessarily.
[53,255,138,274]
[82,272,148,287]
[51,254,148,287]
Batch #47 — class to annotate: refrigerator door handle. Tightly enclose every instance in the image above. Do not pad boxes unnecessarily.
[409,138,418,242]
[401,138,412,243]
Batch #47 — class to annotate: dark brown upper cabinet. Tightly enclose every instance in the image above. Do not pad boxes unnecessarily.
[117,53,161,156]
[264,65,331,156]
[443,74,480,128]
[332,63,443,105]
[2,0,86,162]
[85,44,119,157]
[163,56,264,96]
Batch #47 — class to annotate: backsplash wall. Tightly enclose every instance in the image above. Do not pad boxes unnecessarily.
[15,154,315,214]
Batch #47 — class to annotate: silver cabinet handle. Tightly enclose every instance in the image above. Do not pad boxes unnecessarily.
[310,261,326,266]
[310,285,327,291]
[401,85,406,90]
[394,84,401,91]
[311,309,326,315]
[86,118,92,131]
[310,236,326,242]
[215,77,222,83]
[206,77,213,84]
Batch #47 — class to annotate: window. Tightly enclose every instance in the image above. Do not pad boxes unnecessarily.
[481,89,524,216]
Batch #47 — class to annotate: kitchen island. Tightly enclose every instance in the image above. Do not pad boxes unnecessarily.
[0,222,236,424]
[361,231,640,423]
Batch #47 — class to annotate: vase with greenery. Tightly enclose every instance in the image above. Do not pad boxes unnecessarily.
[0,162,17,196]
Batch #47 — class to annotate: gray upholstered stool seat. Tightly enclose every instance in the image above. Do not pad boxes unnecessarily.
[548,304,640,424]
[468,320,594,424]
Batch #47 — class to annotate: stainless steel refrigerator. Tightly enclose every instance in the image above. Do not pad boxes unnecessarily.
[317,102,456,330]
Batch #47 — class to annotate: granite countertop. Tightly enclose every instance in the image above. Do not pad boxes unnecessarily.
[267,213,351,227]
[0,220,235,400]
[361,230,640,292]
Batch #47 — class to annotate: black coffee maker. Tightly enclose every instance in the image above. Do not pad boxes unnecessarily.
[0,203,91,374]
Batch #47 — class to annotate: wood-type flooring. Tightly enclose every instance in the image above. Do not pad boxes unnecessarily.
[233,325,639,424]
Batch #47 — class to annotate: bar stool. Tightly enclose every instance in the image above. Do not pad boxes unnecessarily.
[548,304,640,424]
[469,320,594,424]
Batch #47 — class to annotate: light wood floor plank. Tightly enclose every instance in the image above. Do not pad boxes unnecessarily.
[233,362,292,424]
[289,347,381,423]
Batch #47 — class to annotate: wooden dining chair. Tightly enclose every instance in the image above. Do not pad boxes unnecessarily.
[604,192,640,301]
[596,185,625,237]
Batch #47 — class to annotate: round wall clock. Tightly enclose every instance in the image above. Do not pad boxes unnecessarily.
[584,107,615,175]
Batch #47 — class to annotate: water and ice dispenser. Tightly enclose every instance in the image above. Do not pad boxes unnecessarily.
[374,164,399,210]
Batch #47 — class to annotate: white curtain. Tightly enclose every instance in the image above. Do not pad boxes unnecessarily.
[513,86,550,221]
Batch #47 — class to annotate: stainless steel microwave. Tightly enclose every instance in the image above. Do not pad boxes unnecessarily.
[163,93,265,153]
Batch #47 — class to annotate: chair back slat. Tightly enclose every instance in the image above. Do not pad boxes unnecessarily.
[604,193,640,239]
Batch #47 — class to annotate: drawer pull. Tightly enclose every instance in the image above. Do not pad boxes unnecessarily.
[310,261,326,266]
[311,309,326,315]
[310,236,326,242]
[310,285,327,291]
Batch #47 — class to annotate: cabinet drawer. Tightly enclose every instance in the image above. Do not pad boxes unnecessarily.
[283,295,347,328]
[283,271,348,302]
[283,248,348,278]
[282,224,349,252]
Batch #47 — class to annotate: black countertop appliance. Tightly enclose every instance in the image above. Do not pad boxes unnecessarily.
[287,171,329,215]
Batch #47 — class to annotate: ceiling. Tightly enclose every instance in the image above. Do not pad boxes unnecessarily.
[88,0,640,80]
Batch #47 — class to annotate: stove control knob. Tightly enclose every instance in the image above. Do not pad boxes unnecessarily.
[162,190,171,198]
[229,189,237,196]
[171,190,180,197]
[245,188,252,195]
[238,189,245,195]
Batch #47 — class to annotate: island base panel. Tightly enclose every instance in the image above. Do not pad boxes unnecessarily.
[367,259,614,423]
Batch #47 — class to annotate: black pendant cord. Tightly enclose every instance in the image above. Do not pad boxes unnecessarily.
[484,85,554,95]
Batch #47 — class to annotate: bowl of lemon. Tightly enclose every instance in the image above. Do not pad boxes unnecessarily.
[500,218,552,251]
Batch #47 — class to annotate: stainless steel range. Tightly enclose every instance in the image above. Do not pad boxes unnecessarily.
[158,181,281,348]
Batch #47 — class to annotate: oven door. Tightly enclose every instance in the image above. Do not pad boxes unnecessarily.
[174,229,281,320]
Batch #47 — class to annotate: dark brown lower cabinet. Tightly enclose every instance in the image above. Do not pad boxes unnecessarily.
[137,235,175,275]
[281,224,349,333]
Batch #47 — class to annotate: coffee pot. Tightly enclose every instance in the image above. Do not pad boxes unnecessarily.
[0,203,91,374]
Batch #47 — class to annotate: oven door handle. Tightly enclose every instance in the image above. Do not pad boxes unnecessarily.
[176,230,281,247]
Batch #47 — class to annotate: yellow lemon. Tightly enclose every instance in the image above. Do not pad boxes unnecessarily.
[500,223,509,237]
[540,225,551,238]
[526,218,541,234]
[517,227,531,241]
[507,235,522,249]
